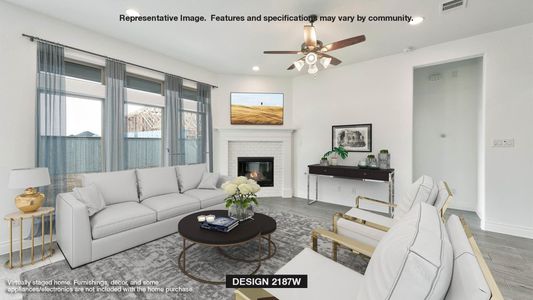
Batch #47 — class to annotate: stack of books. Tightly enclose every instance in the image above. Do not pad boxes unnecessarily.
[200,216,239,233]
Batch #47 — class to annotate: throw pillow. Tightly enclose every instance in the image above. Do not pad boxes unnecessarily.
[73,184,106,216]
[198,172,220,189]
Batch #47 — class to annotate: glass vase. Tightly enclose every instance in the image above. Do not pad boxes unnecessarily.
[228,204,254,221]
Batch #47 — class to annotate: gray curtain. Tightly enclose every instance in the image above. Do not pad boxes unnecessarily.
[164,75,184,166]
[35,41,66,236]
[103,59,127,171]
[198,83,213,171]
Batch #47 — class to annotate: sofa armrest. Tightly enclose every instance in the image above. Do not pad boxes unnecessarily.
[56,192,92,268]
[217,175,233,188]
[312,227,375,258]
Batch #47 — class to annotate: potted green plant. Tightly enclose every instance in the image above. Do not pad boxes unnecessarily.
[322,146,349,166]
[222,176,261,221]
[367,154,378,169]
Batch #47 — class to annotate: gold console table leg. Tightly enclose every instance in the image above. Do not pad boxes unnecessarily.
[49,213,53,256]
[19,217,23,268]
[8,219,12,269]
[41,214,44,261]
[31,216,34,264]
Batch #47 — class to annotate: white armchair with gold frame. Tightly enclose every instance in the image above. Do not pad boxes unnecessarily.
[333,176,452,259]
[235,203,503,300]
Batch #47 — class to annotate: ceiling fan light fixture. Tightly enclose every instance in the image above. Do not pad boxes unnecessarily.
[305,52,318,65]
[308,63,318,74]
[320,57,332,68]
[409,16,424,26]
[293,60,305,71]
[125,9,140,17]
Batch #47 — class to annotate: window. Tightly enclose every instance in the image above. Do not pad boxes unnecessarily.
[126,74,163,95]
[64,96,103,176]
[126,103,162,169]
[65,60,103,83]
[180,85,206,165]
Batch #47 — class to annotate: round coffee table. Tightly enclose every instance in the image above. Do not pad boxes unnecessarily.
[177,210,277,284]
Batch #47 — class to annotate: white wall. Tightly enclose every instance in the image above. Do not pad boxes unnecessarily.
[293,23,533,239]
[0,1,217,254]
[413,58,482,211]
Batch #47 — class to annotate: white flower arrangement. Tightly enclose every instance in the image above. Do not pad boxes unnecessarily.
[222,176,261,209]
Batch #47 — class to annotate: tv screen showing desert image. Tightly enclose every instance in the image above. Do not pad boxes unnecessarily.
[230,92,284,125]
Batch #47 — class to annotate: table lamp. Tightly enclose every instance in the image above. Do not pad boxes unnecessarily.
[8,168,51,213]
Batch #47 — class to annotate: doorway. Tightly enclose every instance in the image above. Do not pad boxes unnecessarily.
[413,57,483,211]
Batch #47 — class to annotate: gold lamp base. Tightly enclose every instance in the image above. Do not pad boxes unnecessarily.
[15,188,45,213]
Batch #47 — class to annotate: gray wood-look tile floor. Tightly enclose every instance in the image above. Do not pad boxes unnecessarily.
[259,197,533,300]
[1,197,531,299]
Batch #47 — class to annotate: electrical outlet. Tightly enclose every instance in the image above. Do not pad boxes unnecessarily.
[493,138,515,147]
[502,139,515,147]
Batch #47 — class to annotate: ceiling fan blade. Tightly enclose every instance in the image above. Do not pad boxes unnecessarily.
[264,50,301,54]
[319,53,342,65]
[322,35,366,52]
[287,57,305,70]
[303,25,317,47]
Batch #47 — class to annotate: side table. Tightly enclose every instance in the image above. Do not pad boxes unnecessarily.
[4,207,55,269]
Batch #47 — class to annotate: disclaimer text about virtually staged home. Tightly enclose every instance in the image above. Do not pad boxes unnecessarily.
[5,275,306,295]
[119,14,415,24]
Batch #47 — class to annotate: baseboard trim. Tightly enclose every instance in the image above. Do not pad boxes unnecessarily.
[0,236,56,256]
[483,220,533,239]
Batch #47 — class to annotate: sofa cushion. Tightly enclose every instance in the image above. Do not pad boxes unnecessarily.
[141,193,200,221]
[337,218,387,248]
[267,248,364,300]
[358,203,453,300]
[198,172,219,190]
[184,188,226,208]
[72,184,106,216]
[445,215,491,300]
[83,170,138,205]
[176,163,207,192]
[90,202,156,239]
[395,175,438,219]
[136,167,180,201]
[434,181,451,215]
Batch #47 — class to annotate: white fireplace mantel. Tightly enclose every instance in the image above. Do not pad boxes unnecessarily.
[215,128,295,198]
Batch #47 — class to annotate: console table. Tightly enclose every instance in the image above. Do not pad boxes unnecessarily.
[307,164,395,215]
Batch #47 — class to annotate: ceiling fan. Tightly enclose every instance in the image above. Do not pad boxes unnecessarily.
[263,15,366,74]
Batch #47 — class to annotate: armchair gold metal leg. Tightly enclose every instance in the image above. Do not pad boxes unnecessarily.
[19,217,23,267]
[332,241,338,262]
[31,216,34,264]
[311,232,318,252]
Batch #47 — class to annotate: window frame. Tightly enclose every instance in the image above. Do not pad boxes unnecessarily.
[126,73,164,95]
[65,58,105,84]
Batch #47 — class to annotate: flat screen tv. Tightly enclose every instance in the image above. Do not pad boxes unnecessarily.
[230,92,284,125]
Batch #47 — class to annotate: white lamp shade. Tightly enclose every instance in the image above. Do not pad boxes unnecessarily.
[8,168,51,189]
[308,63,318,74]
[294,60,305,71]
[320,57,332,68]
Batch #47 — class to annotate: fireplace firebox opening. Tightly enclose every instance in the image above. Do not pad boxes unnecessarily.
[237,157,274,187]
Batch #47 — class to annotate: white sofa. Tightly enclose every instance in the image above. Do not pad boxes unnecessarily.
[56,163,229,268]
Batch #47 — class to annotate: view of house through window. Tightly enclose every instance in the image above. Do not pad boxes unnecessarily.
[126,103,162,168]
[64,95,103,188]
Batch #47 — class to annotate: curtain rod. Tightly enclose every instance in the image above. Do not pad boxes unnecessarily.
[22,33,218,89]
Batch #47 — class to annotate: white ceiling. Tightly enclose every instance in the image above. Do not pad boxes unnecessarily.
[6,0,533,76]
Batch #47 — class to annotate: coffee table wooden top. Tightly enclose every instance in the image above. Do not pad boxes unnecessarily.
[178,210,276,246]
